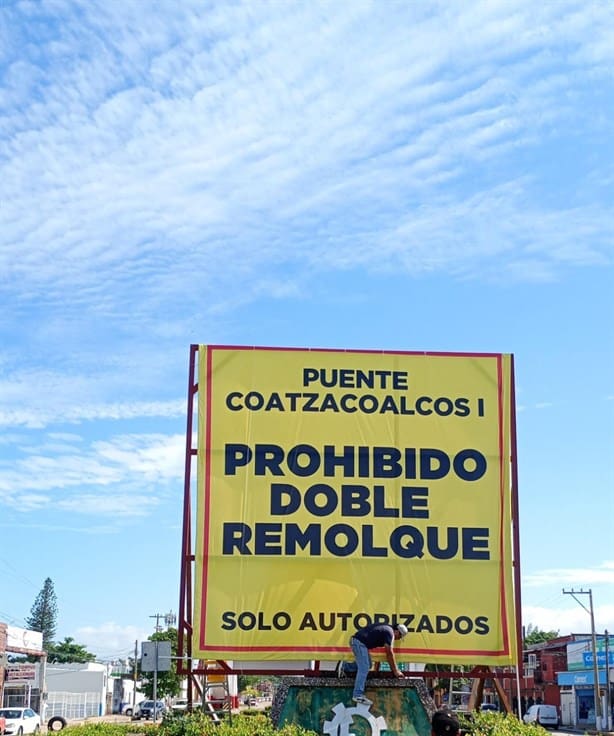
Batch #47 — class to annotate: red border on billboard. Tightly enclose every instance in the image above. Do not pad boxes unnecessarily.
[189,345,521,660]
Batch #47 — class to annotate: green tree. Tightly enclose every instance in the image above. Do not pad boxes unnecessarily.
[47,637,96,663]
[524,624,559,645]
[26,577,58,650]
[141,628,181,700]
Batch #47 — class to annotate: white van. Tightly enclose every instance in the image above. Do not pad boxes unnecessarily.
[523,704,559,729]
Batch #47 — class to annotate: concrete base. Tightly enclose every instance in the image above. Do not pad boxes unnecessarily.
[271,675,435,736]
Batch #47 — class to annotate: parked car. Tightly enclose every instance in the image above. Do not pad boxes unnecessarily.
[133,700,166,720]
[523,704,559,729]
[46,716,67,732]
[122,699,145,717]
[480,703,498,712]
[0,708,41,735]
[171,699,188,713]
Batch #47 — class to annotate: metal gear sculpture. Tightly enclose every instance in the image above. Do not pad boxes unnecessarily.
[323,701,388,736]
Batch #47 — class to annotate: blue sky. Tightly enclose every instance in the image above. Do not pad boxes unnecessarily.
[0,0,612,663]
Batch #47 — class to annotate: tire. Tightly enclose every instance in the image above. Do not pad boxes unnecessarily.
[124,708,133,717]
[17,729,23,736]
[47,716,67,732]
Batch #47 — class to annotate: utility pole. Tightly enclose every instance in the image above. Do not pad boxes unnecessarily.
[40,653,47,724]
[150,611,176,633]
[133,640,138,714]
[148,611,176,723]
[563,588,603,728]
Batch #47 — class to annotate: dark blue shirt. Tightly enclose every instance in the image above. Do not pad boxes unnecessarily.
[353,623,394,649]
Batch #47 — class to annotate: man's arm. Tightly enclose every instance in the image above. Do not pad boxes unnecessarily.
[384,644,404,678]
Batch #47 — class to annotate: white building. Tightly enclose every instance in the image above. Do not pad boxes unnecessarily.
[45,662,107,720]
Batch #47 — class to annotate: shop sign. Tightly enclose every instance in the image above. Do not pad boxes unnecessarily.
[6,626,43,652]
[6,664,36,680]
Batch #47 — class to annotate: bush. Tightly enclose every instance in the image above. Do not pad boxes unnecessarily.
[60,725,158,736]
[458,711,545,736]
[61,715,317,736]
[53,710,544,736]
[159,712,317,736]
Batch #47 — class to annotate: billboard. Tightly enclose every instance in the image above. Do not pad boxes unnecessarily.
[567,637,613,670]
[6,625,43,653]
[193,345,518,665]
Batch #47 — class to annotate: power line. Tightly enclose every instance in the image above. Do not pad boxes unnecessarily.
[0,557,41,589]
[0,610,28,627]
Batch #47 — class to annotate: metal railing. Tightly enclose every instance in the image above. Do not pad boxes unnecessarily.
[45,692,102,720]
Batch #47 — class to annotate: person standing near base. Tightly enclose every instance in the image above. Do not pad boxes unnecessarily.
[431,708,461,736]
[338,622,408,705]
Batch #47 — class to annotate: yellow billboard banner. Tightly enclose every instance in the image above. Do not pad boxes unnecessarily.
[193,345,518,665]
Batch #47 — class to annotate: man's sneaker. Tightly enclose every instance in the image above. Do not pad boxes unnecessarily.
[336,661,345,678]
[352,695,373,706]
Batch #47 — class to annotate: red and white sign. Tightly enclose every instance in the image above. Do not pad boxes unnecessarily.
[6,664,36,680]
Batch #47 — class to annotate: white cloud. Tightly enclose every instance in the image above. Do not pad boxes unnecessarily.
[92,434,185,481]
[1,0,612,335]
[71,622,151,660]
[57,493,162,518]
[47,432,84,443]
[0,433,184,505]
[522,563,614,635]
[0,518,139,535]
[522,602,614,637]
[0,392,185,430]
[523,562,614,588]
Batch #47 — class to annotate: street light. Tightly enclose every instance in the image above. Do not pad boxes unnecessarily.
[563,588,603,729]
